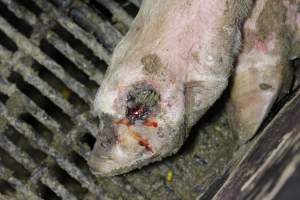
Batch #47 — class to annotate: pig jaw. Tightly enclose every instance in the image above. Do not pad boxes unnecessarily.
[89,82,186,176]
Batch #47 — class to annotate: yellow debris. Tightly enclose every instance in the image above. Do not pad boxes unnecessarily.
[166,170,173,182]
[61,88,71,100]
[215,126,222,132]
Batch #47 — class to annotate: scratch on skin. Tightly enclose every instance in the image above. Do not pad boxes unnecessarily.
[131,130,153,152]
[115,118,157,152]
[143,118,158,128]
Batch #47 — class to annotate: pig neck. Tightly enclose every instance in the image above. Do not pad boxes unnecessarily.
[113,0,253,84]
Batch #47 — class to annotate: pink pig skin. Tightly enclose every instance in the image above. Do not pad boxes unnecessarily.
[84,0,300,176]
[228,0,298,142]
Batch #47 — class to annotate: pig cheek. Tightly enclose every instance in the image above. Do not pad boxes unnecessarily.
[158,85,185,125]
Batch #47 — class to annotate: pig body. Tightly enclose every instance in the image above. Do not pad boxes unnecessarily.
[88,0,298,176]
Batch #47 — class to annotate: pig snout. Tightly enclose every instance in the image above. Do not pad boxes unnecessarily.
[88,0,253,176]
[89,80,186,176]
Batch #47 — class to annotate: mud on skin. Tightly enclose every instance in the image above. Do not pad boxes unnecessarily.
[89,0,299,176]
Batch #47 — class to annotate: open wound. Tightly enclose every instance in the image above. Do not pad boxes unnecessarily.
[116,85,160,152]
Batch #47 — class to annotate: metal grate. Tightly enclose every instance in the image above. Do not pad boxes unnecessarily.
[0,0,239,199]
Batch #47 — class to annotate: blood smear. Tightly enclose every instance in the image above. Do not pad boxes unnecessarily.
[143,119,158,128]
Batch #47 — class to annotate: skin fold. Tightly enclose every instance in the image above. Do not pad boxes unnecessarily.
[88,0,299,176]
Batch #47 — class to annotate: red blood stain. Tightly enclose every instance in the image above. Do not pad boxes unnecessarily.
[115,118,158,128]
[131,131,153,152]
[115,118,131,127]
[139,140,153,152]
[115,117,158,152]
[143,119,158,128]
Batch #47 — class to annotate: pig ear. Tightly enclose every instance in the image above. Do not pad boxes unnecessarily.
[227,60,292,143]
[227,38,293,144]
[227,0,297,143]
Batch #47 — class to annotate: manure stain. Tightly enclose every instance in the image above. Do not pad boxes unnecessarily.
[141,54,163,74]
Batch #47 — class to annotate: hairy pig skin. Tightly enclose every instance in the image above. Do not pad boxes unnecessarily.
[89,0,254,176]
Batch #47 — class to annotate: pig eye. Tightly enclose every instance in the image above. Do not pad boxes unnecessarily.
[126,87,160,123]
